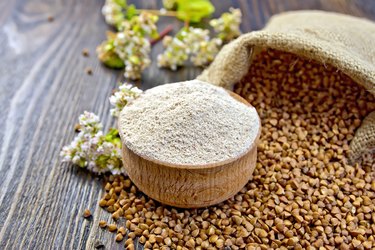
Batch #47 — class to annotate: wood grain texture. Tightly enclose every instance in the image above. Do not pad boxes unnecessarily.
[122,143,258,209]
[0,0,374,249]
[120,92,260,208]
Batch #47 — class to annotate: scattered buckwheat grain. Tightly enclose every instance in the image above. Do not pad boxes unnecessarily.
[85,67,93,75]
[82,48,90,57]
[83,209,91,218]
[99,220,107,228]
[108,224,117,232]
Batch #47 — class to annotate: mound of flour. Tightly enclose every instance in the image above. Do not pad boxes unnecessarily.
[119,80,260,165]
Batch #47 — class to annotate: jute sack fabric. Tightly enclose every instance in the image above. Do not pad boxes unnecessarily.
[197,10,375,162]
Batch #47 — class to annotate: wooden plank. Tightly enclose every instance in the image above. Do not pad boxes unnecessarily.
[0,0,374,249]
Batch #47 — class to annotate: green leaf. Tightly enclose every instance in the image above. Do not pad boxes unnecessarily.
[113,0,127,8]
[101,52,125,69]
[78,159,87,168]
[105,128,120,141]
[96,155,110,168]
[126,4,137,20]
[105,128,122,148]
[97,41,125,69]
[176,0,214,23]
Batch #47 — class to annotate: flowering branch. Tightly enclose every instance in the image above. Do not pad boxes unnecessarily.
[61,83,143,175]
[60,112,124,175]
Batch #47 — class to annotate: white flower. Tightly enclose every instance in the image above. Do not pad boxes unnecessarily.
[109,83,143,116]
[60,112,125,175]
[102,0,125,28]
[157,35,189,70]
[72,155,81,164]
[111,12,158,79]
[191,37,222,66]
[157,27,222,69]
[160,8,167,14]
[210,8,242,41]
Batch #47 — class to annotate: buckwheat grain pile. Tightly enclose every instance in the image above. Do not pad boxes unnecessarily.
[99,49,375,250]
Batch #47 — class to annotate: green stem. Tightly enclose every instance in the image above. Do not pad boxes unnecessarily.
[184,19,190,28]
[150,25,174,45]
[136,9,178,17]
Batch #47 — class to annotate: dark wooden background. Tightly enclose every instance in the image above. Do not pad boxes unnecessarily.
[0,0,374,249]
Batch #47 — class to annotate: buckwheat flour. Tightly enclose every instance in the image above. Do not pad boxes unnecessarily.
[119,80,260,165]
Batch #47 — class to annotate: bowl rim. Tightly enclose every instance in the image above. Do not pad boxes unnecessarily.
[118,90,261,170]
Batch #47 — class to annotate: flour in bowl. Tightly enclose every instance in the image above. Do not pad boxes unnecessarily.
[119,80,260,165]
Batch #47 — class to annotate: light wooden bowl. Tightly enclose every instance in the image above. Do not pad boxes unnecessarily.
[119,91,261,208]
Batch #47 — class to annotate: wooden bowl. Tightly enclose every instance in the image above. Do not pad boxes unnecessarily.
[119,91,261,208]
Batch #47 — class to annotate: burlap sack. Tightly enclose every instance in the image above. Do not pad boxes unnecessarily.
[197,10,375,163]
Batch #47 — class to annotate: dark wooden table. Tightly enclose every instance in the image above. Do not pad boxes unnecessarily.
[0,0,374,249]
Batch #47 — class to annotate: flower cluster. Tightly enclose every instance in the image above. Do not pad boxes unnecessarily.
[60,112,124,175]
[157,27,222,70]
[101,0,126,29]
[157,8,242,70]
[114,32,151,79]
[185,28,222,66]
[109,83,143,116]
[209,8,242,41]
[118,11,159,36]
[157,35,188,70]
[97,12,159,79]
